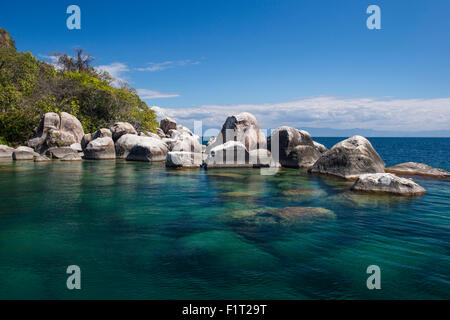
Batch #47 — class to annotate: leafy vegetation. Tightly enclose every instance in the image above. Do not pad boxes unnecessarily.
[0,28,158,146]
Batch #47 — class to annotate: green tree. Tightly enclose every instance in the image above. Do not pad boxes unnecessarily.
[0,28,159,146]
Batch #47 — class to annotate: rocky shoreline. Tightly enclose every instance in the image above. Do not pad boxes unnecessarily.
[1,111,449,196]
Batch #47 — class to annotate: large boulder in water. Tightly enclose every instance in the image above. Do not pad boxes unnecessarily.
[205,141,251,168]
[351,173,426,196]
[0,144,14,158]
[267,126,314,167]
[84,137,116,160]
[206,112,266,152]
[165,151,203,168]
[115,134,168,162]
[27,112,84,153]
[308,136,385,179]
[385,162,450,179]
[110,122,137,142]
[286,145,322,168]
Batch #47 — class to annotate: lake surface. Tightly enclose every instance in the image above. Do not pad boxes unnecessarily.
[0,138,449,299]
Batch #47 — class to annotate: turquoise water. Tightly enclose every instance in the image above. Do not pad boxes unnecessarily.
[0,138,449,299]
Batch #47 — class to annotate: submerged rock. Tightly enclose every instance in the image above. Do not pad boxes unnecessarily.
[229,206,335,227]
[115,134,168,162]
[165,151,203,168]
[309,136,385,179]
[84,137,116,160]
[351,173,426,196]
[206,112,266,152]
[385,162,450,179]
[268,206,335,222]
[110,122,137,142]
[281,188,327,199]
[0,144,14,158]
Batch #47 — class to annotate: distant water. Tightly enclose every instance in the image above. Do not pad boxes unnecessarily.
[0,138,449,299]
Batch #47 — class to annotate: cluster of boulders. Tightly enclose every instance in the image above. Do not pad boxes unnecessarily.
[2,111,449,197]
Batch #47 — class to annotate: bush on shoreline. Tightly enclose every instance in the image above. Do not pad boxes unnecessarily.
[0,28,158,147]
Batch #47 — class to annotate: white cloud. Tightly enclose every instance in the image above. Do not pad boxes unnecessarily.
[153,96,450,132]
[95,62,129,87]
[135,60,200,72]
[137,89,180,99]
[38,54,63,70]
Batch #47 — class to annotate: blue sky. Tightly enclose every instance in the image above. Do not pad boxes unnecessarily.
[1,0,450,133]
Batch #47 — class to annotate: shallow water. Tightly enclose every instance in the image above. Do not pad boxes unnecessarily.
[0,138,449,299]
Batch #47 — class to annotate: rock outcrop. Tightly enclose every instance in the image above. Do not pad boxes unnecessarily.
[385,162,450,179]
[45,147,78,159]
[12,146,38,160]
[81,133,92,150]
[84,137,116,160]
[160,117,177,135]
[351,173,426,196]
[139,131,161,140]
[70,143,82,152]
[0,144,14,158]
[92,128,112,140]
[110,122,137,142]
[309,136,385,179]
[165,151,203,168]
[115,134,168,162]
[156,128,166,138]
[27,112,84,153]
[171,134,202,153]
[61,154,82,161]
[267,126,314,167]
[206,112,266,152]
[313,141,328,154]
